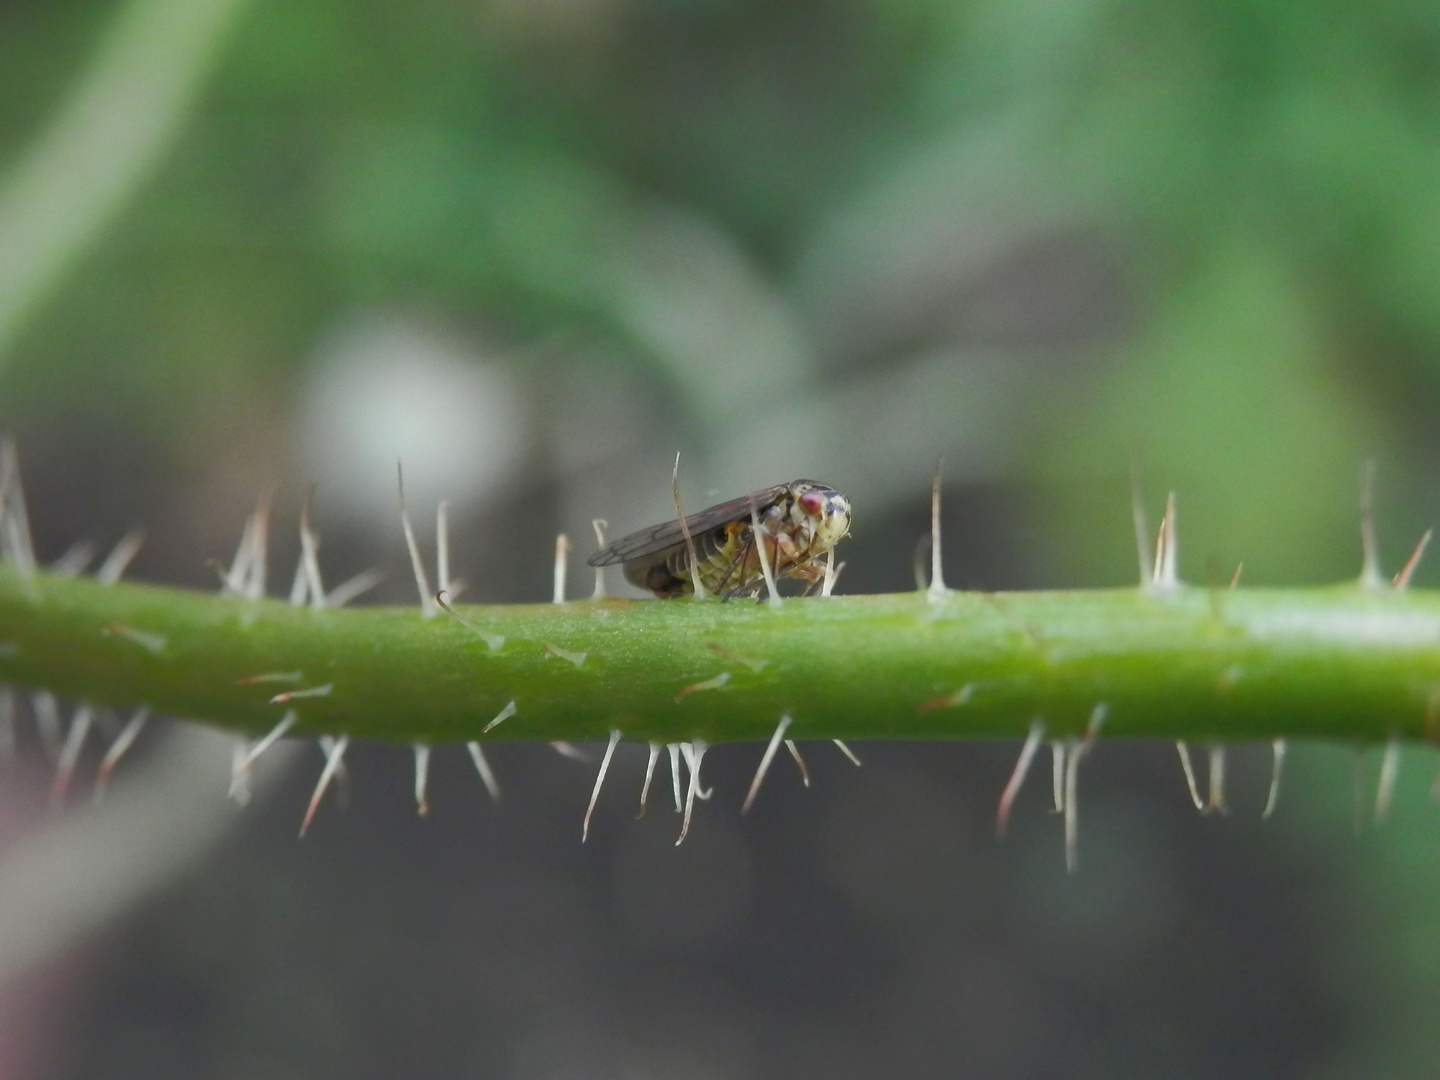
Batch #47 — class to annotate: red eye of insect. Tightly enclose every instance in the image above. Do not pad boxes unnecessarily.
[798,491,825,516]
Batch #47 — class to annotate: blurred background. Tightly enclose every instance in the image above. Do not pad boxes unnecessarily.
[2,0,1440,1075]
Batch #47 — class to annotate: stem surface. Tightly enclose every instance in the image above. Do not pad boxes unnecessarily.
[0,568,1436,746]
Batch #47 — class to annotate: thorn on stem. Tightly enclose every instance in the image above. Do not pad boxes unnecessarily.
[1263,739,1287,820]
[672,453,707,600]
[742,714,792,815]
[582,730,622,842]
[996,719,1044,838]
[1358,460,1385,591]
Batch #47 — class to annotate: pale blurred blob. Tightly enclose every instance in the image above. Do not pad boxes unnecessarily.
[297,315,530,527]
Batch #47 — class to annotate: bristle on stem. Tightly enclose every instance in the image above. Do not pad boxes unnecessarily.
[742,713,792,815]
[397,463,436,619]
[1359,460,1385,591]
[927,463,947,603]
[582,729,622,842]
[482,700,516,734]
[671,453,707,600]
[1394,530,1432,591]
[96,528,145,585]
[466,742,501,803]
[1374,736,1401,825]
[552,533,569,605]
[51,704,92,805]
[833,740,861,766]
[1263,739,1287,820]
[667,744,683,812]
[637,741,660,817]
[95,706,149,799]
[1151,492,1179,592]
[996,719,1044,838]
[413,743,431,817]
[1176,741,1205,811]
[1131,458,1153,586]
[300,735,350,837]
[675,739,708,845]
[591,519,608,599]
[436,501,451,598]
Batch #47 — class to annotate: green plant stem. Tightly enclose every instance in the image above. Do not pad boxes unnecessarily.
[0,567,1437,746]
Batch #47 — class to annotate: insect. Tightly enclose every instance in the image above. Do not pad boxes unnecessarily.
[587,480,852,599]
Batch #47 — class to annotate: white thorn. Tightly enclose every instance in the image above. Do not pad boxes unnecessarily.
[1176,741,1205,811]
[95,706,149,799]
[51,705,93,805]
[913,534,930,592]
[1063,706,1105,873]
[833,739,861,766]
[681,740,713,799]
[30,691,62,764]
[326,568,384,608]
[821,548,838,597]
[1207,744,1228,816]
[287,556,308,607]
[413,743,431,817]
[96,527,146,586]
[1063,736,1083,873]
[397,463,436,619]
[267,683,332,705]
[234,709,297,787]
[436,500,451,597]
[229,739,252,806]
[591,519,608,599]
[784,739,810,786]
[483,700,516,734]
[50,539,97,578]
[1359,460,1384,591]
[550,740,590,761]
[927,463,947,603]
[1050,740,1066,813]
[552,533,569,605]
[247,492,272,599]
[675,738,708,845]
[637,741,660,817]
[1131,459,1153,587]
[742,713,792,815]
[1374,736,1401,825]
[996,719,1044,838]
[466,742,501,803]
[436,592,505,651]
[300,735,350,837]
[667,744,683,812]
[749,493,781,608]
[1151,491,1179,591]
[672,452,707,600]
[0,440,36,576]
[1394,529,1432,591]
[300,490,326,611]
[225,511,258,596]
[582,729,622,842]
[1263,739,1287,820]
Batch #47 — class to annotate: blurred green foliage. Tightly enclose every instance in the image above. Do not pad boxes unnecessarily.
[4,2,1440,1074]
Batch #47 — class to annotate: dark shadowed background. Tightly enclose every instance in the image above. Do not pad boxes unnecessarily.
[2,0,1440,1076]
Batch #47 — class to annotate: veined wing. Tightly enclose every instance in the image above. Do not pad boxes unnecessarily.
[586,484,788,567]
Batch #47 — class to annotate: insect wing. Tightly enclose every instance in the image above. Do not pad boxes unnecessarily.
[586,484,788,567]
